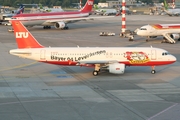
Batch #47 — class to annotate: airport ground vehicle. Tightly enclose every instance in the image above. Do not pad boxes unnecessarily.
[99,32,115,36]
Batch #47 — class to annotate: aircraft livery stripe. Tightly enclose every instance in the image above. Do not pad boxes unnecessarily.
[152,24,180,29]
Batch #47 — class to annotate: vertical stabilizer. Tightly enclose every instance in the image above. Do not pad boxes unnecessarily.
[11,20,44,49]
[16,4,25,14]
[164,0,168,10]
[94,4,99,10]
[80,0,94,12]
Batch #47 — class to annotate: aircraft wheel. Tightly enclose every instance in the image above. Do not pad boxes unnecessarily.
[151,70,156,74]
[93,71,99,76]
[43,26,49,29]
[119,33,123,37]
[129,36,134,41]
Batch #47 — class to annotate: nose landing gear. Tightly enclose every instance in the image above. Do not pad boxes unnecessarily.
[151,66,156,74]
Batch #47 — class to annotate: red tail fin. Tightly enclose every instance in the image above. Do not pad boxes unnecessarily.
[80,0,94,12]
[11,20,44,49]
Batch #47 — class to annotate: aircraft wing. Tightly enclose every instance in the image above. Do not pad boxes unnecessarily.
[164,9,180,16]
[173,12,180,16]
[46,16,115,24]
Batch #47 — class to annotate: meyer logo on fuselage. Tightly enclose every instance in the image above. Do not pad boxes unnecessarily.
[16,32,28,38]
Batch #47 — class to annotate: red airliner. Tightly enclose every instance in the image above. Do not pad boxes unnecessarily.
[10,0,112,30]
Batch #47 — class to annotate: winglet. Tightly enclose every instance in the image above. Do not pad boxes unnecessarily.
[11,20,44,49]
[80,0,94,12]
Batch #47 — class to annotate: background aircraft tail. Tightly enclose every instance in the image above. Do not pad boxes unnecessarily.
[164,0,168,10]
[94,4,99,10]
[16,4,25,14]
[11,21,44,49]
[80,0,94,12]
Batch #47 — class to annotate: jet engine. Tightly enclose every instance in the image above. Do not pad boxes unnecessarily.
[170,34,180,40]
[108,63,125,74]
[54,22,66,29]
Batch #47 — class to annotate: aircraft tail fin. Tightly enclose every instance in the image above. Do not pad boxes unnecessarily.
[11,20,44,49]
[80,0,94,12]
[16,4,25,14]
[164,0,168,10]
[38,3,43,9]
[94,4,99,10]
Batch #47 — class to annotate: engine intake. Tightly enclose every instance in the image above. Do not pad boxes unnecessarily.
[54,22,65,29]
[170,34,180,40]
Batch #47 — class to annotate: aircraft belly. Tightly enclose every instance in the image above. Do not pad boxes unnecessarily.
[22,20,47,26]
[38,60,175,66]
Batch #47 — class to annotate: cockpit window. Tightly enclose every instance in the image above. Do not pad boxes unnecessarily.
[140,28,147,30]
[162,52,170,56]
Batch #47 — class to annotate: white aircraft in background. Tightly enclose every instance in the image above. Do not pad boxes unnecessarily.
[9,21,176,76]
[37,4,64,13]
[163,0,180,16]
[164,8,180,16]
[93,4,117,16]
[136,24,180,44]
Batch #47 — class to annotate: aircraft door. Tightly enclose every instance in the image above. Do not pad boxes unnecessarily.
[151,49,156,60]
[40,50,46,60]
[149,26,156,34]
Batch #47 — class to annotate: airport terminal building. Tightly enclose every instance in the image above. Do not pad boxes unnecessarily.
[98,0,138,8]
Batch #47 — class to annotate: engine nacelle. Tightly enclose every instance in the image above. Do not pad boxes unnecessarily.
[54,22,65,29]
[170,34,180,40]
[108,63,125,74]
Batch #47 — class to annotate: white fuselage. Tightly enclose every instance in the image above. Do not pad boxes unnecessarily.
[9,47,176,66]
[10,12,90,26]
[165,9,180,15]
[137,24,180,37]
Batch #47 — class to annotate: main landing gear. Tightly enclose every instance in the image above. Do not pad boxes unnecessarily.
[43,26,51,29]
[62,26,69,30]
[92,64,101,76]
[151,66,156,74]
[93,70,99,76]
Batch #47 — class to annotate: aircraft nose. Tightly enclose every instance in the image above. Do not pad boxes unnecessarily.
[171,55,177,62]
[136,29,142,36]
[134,28,140,35]
[168,55,176,64]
